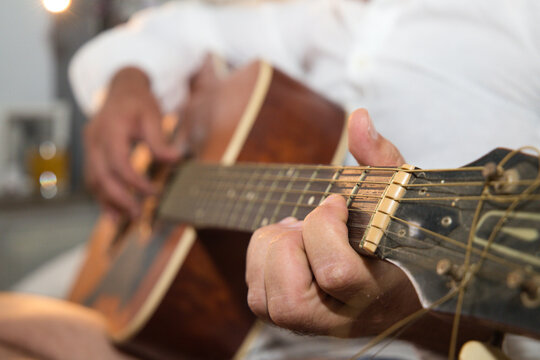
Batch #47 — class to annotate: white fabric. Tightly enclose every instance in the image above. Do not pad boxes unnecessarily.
[64,0,540,358]
[69,0,540,170]
[11,244,86,299]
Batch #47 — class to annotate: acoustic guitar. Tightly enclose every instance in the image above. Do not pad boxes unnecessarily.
[70,61,540,359]
[69,60,348,359]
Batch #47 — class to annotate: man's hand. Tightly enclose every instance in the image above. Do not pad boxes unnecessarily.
[246,108,419,337]
[246,109,495,353]
[84,67,181,218]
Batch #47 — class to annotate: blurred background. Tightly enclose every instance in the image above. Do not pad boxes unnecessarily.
[0,0,170,295]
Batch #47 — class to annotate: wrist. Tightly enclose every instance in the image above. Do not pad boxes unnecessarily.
[109,66,151,95]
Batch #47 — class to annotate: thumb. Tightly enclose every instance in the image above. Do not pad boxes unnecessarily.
[141,110,182,163]
[347,108,405,167]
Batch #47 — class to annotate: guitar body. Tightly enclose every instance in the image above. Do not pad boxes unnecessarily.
[69,61,346,359]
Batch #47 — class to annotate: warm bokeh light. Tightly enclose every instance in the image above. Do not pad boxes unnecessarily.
[42,0,71,13]
[39,141,57,160]
[39,171,58,199]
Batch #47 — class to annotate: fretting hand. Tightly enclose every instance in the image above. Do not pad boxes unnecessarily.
[245,108,417,336]
[245,108,495,354]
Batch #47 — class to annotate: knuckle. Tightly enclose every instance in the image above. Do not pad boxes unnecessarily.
[247,289,267,317]
[251,227,266,242]
[270,229,299,246]
[267,295,307,330]
[317,262,358,294]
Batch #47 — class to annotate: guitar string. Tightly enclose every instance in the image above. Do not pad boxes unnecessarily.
[174,161,487,173]
[167,176,540,204]
[168,184,538,273]
[447,146,540,358]
[168,182,540,224]
[448,181,488,359]
[171,165,539,201]
[169,180,540,271]
[450,146,540,357]
[447,149,539,358]
[175,165,539,189]
[474,147,540,271]
[385,216,527,270]
[350,286,462,359]
[177,151,536,358]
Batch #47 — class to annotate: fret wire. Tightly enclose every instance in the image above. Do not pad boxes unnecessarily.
[207,168,227,226]
[347,167,369,207]
[226,167,259,228]
[238,167,263,229]
[270,167,300,224]
[251,167,283,230]
[320,168,344,205]
[291,165,320,218]
[215,167,239,227]
[215,167,245,226]
[182,184,375,218]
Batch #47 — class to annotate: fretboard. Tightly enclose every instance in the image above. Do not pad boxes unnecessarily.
[158,162,396,235]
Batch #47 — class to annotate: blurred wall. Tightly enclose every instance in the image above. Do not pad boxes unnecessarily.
[0,1,54,106]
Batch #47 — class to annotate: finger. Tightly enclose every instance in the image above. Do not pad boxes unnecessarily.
[141,111,181,163]
[347,108,405,166]
[89,146,140,218]
[246,217,299,321]
[263,223,317,330]
[303,195,374,305]
[108,133,155,194]
[263,221,351,334]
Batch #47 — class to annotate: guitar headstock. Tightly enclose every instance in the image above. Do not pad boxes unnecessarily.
[377,148,540,336]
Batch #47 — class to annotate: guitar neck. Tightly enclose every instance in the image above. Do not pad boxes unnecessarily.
[158,162,401,240]
[159,150,540,337]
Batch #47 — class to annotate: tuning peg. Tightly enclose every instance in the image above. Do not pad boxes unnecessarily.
[482,162,520,193]
[436,259,464,282]
[507,270,540,308]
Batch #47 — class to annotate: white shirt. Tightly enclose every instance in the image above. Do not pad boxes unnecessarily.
[69,0,540,169]
[68,0,540,358]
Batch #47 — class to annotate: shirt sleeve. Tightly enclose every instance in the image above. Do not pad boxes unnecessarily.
[68,0,355,115]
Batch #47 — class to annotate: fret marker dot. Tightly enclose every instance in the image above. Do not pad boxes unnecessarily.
[307,196,315,205]
[246,191,255,200]
[286,168,294,177]
[227,189,236,198]
[261,218,269,226]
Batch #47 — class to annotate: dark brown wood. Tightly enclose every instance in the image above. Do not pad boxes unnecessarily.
[69,61,345,359]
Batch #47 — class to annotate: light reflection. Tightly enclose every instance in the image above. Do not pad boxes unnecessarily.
[39,171,58,199]
[42,0,71,13]
[39,171,57,188]
[40,184,58,199]
[39,141,57,160]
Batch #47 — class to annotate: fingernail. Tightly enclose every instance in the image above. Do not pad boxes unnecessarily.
[367,113,378,140]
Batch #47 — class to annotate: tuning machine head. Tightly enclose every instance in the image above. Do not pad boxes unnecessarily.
[507,270,540,308]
